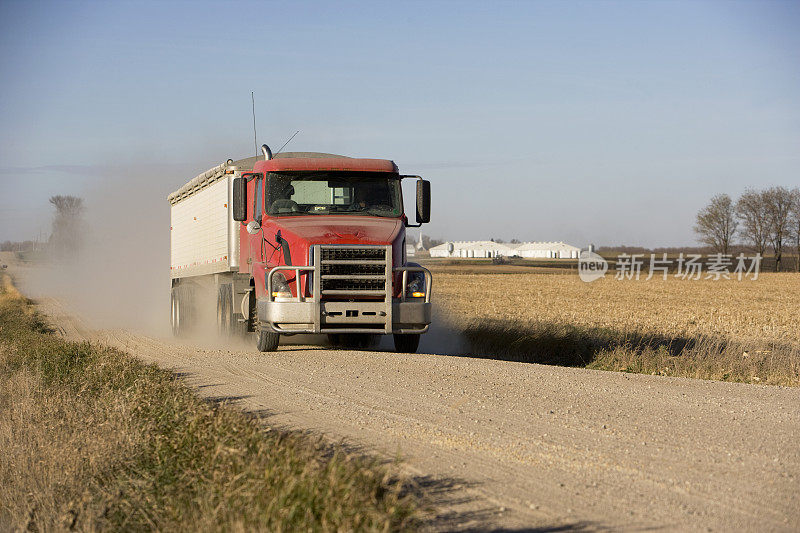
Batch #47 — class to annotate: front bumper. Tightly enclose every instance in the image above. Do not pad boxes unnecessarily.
[257,298,431,334]
[257,247,432,335]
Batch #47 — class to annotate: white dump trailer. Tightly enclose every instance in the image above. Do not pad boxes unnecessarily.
[168,156,260,278]
[167,156,261,335]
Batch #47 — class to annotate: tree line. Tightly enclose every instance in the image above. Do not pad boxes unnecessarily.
[694,187,800,272]
[1,196,85,258]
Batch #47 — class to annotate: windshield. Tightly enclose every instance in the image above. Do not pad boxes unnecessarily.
[265,172,403,217]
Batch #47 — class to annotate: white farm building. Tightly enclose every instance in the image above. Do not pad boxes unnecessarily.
[429,241,581,259]
[513,241,581,259]
[428,241,513,258]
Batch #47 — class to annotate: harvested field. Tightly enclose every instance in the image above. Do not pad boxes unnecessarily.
[435,271,800,385]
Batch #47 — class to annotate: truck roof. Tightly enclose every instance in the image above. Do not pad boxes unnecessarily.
[168,152,398,205]
[256,152,398,174]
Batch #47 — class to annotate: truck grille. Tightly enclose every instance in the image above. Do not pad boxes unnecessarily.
[321,263,385,276]
[321,248,385,261]
[319,246,389,297]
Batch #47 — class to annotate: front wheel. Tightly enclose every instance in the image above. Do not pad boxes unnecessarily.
[393,333,420,353]
[254,298,280,352]
[256,328,280,352]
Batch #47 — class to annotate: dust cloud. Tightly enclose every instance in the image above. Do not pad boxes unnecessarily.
[20,164,175,336]
[15,160,469,355]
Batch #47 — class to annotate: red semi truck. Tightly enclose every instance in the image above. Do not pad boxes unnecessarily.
[168,145,432,353]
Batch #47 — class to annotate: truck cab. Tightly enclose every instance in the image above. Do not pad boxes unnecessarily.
[232,146,432,352]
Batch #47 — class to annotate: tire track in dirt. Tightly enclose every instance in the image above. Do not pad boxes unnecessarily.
[28,288,800,532]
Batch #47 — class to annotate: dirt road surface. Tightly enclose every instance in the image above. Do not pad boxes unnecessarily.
[5,256,798,531]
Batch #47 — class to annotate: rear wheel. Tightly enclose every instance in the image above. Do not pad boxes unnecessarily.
[216,284,232,337]
[170,283,198,337]
[393,333,420,353]
[171,285,193,336]
[170,289,182,336]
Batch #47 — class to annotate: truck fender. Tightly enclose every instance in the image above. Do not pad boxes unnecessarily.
[252,263,268,300]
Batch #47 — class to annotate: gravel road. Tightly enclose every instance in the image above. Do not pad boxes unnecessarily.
[34,304,797,531]
[4,253,796,532]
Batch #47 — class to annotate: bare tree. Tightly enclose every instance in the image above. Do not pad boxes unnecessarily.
[763,186,793,272]
[1,240,36,252]
[49,195,85,258]
[790,187,800,272]
[694,194,737,255]
[421,235,443,249]
[735,189,770,257]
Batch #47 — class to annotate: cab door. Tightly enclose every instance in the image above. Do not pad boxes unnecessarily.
[248,175,264,267]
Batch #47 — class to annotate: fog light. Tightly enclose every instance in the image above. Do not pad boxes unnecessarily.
[411,291,425,298]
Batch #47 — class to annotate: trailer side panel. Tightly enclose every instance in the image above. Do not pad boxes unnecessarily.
[170,177,233,278]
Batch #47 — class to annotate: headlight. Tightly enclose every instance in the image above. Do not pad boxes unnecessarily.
[270,272,293,299]
[405,271,426,298]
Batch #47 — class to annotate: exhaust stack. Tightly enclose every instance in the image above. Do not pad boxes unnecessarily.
[262,144,272,160]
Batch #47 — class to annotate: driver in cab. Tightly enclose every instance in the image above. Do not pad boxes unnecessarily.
[349,185,377,212]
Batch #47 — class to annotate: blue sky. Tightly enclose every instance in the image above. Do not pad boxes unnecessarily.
[1,0,798,246]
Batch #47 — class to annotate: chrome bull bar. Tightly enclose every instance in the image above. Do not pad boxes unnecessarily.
[266,265,314,302]
[261,261,432,334]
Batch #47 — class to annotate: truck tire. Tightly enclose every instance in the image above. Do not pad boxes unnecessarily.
[217,284,232,337]
[254,298,280,352]
[171,285,195,336]
[172,284,197,336]
[393,333,420,353]
[171,289,182,336]
[256,329,280,352]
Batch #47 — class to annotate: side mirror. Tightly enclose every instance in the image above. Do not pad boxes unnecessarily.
[232,177,247,221]
[416,179,431,224]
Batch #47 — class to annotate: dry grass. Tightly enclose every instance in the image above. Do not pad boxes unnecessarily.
[0,274,416,532]
[435,271,800,386]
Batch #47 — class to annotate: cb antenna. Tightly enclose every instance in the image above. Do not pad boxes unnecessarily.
[251,91,258,157]
[276,130,300,155]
